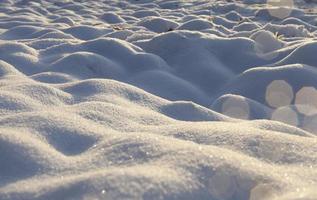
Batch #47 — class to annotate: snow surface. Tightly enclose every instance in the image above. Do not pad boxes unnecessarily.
[0,0,317,199]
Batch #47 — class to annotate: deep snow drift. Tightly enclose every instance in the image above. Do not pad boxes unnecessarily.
[0,0,317,199]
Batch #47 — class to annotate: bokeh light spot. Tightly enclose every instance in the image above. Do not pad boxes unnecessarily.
[266,80,294,108]
[208,171,237,200]
[249,183,276,200]
[271,106,298,127]
[302,115,317,134]
[295,87,317,116]
[267,0,294,19]
[222,96,250,120]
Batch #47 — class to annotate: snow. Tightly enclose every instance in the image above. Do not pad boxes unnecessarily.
[0,0,317,199]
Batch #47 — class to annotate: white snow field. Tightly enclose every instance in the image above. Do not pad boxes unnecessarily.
[1,0,317,199]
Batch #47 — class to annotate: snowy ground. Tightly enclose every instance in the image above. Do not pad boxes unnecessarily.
[0,0,317,199]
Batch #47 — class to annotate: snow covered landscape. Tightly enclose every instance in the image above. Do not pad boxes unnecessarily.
[0,0,317,199]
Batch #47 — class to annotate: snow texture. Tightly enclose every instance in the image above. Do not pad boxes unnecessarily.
[0,0,317,199]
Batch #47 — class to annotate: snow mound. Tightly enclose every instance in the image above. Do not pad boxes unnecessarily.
[137,17,179,33]
[178,19,214,31]
[277,41,317,67]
